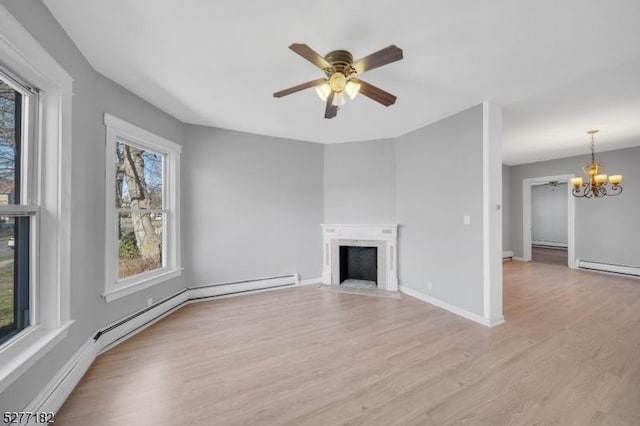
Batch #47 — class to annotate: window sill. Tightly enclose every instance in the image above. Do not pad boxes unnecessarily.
[103,268,182,302]
[0,320,73,395]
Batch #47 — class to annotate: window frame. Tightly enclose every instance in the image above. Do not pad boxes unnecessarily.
[0,3,73,395]
[0,71,38,346]
[103,113,181,302]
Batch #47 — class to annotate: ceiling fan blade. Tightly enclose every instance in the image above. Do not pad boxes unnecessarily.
[325,91,338,119]
[273,78,327,98]
[351,45,403,75]
[289,43,332,70]
[351,78,397,106]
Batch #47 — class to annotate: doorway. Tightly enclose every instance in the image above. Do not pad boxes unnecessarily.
[531,181,568,265]
[522,174,576,268]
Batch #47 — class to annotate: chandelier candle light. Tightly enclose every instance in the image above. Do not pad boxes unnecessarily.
[570,130,623,198]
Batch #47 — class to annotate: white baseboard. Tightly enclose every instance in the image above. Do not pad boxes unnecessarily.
[512,257,528,262]
[577,260,640,278]
[298,277,322,286]
[399,285,504,327]
[502,250,514,259]
[23,274,299,416]
[24,338,98,418]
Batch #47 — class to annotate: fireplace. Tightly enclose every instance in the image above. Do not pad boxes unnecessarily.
[321,224,398,292]
[339,246,378,286]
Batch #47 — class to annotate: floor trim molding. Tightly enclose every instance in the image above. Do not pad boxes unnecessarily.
[400,285,504,328]
[298,277,322,286]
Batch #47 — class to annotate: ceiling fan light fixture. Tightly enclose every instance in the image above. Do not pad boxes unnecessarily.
[332,91,346,107]
[345,80,360,100]
[329,72,346,92]
[315,83,331,101]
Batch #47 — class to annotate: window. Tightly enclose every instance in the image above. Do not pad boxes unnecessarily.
[0,3,72,394]
[0,71,36,345]
[104,114,181,302]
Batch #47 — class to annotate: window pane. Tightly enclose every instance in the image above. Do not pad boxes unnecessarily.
[0,79,21,205]
[115,141,163,209]
[0,216,29,344]
[118,211,163,279]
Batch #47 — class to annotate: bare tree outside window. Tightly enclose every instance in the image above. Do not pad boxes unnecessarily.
[115,140,164,278]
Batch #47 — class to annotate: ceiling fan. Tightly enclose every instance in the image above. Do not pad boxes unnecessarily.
[273,43,403,119]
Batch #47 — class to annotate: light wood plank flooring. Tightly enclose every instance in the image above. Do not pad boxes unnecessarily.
[55,261,640,425]
[532,246,569,267]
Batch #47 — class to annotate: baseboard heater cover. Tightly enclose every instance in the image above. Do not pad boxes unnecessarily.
[577,260,640,277]
[532,240,568,249]
[95,274,297,350]
[189,275,296,299]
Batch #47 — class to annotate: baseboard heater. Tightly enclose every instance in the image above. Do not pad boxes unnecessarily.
[532,240,568,249]
[577,260,640,277]
[94,274,297,351]
[188,275,296,300]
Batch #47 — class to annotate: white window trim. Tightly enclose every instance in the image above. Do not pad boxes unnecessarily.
[0,4,73,394]
[103,113,182,302]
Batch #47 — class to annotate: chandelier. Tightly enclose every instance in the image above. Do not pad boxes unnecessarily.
[570,130,623,198]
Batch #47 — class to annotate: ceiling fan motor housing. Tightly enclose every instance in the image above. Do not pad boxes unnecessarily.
[324,50,355,77]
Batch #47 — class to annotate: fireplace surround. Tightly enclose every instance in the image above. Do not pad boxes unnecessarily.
[321,224,398,292]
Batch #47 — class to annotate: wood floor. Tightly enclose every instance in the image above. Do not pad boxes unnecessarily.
[55,261,640,425]
[532,246,569,267]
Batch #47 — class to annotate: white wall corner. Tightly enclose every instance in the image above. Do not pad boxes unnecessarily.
[482,101,504,325]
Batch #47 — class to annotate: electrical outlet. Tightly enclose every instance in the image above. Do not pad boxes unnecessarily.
[427,281,432,291]
[463,215,471,225]
[146,297,153,307]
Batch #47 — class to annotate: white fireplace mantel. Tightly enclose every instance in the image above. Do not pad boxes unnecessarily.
[321,224,399,292]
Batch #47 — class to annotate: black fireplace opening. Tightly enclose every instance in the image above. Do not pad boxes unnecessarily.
[339,246,377,285]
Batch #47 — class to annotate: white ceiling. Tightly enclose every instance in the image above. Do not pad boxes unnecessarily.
[43,0,640,165]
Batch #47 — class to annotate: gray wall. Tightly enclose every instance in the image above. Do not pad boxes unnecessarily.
[396,105,485,316]
[508,146,640,266]
[324,139,395,224]
[183,125,324,286]
[531,183,568,244]
[0,0,186,411]
[502,165,512,252]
